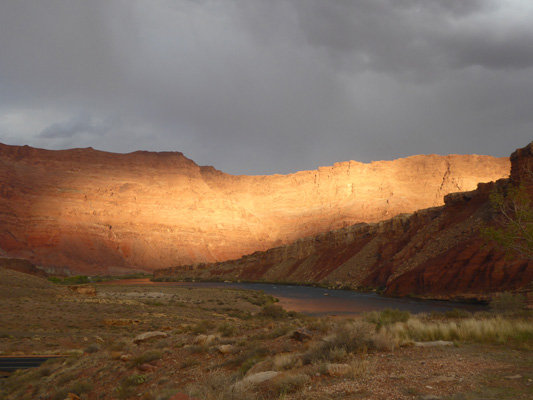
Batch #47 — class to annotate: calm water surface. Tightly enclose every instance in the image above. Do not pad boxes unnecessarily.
[100,279,486,316]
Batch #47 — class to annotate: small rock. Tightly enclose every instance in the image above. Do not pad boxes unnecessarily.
[137,363,157,372]
[326,363,352,376]
[291,328,312,342]
[94,336,105,343]
[65,393,81,400]
[194,334,216,346]
[133,331,169,345]
[218,344,232,355]
[67,285,96,296]
[505,375,522,380]
[120,354,131,362]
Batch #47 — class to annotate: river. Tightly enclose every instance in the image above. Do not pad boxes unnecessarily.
[98,279,486,316]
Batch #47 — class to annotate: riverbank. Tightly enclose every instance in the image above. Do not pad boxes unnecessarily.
[99,278,488,317]
[1,267,532,400]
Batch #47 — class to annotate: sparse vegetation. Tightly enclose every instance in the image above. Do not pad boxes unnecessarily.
[131,350,162,366]
[1,267,532,400]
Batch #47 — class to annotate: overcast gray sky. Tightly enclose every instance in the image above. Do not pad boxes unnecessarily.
[0,0,532,175]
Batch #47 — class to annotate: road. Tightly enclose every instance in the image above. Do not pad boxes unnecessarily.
[0,356,63,374]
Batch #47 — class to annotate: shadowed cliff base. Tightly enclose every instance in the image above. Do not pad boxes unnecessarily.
[154,142,533,302]
[0,143,509,275]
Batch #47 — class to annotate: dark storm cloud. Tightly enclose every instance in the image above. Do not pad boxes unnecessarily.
[0,0,532,175]
[38,112,110,139]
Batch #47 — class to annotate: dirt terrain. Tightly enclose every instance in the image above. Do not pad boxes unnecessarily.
[1,268,532,400]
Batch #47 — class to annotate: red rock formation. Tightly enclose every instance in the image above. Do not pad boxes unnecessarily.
[0,143,509,275]
[154,143,533,301]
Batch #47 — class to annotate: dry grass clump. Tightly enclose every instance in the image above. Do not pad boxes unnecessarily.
[267,372,310,396]
[303,320,396,364]
[186,372,246,400]
[365,308,410,329]
[388,315,533,345]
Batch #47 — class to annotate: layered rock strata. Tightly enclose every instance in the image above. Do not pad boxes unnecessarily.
[0,143,509,274]
[154,143,533,300]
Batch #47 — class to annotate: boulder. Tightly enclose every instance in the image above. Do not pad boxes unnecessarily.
[194,334,216,346]
[133,331,169,345]
[217,344,233,355]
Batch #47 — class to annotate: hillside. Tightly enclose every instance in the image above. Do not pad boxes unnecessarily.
[0,143,509,274]
[154,143,533,301]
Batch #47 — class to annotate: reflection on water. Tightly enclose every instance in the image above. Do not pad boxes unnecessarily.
[99,279,486,316]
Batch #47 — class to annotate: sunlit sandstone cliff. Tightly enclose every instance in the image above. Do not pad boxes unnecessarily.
[0,143,509,274]
[154,143,533,301]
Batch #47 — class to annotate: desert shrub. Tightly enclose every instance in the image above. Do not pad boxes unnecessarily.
[273,353,303,371]
[131,350,162,366]
[190,320,216,334]
[108,340,128,351]
[258,304,287,319]
[52,380,93,400]
[186,372,244,400]
[217,322,237,337]
[268,373,309,396]
[365,308,410,329]
[116,374,148,399]
[303,320,379,364]
[2,366,53,398]
[245,290,278,307]
[180,357,201,369]
[84,343,100,354]
[56,371,77,386]
[490,292,528,315]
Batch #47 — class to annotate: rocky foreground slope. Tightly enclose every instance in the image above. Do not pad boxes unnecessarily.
[154,143,533,301]
[0,143,509,274]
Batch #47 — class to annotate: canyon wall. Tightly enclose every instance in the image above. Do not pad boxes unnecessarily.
[0,143,509,274]
[154,143,533,301]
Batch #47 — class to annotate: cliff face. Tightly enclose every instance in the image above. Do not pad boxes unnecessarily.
[154,143,533,300]
[0,143,509,274]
